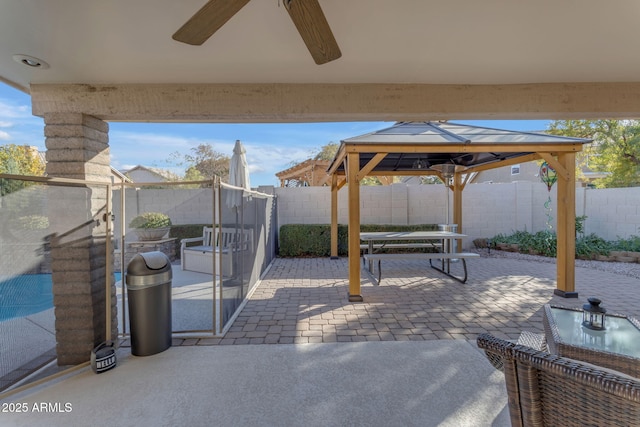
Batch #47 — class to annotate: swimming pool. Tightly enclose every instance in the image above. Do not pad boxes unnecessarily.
[0,273,122,322]
[0,274,53,322]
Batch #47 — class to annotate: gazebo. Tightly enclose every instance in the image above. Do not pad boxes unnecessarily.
[326,122,591,302]
[275,159,331,187]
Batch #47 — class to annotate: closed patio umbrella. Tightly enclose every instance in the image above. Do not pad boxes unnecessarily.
[225,140,251,298]
[226,139,251,207]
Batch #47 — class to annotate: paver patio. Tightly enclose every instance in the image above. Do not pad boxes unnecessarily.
[177,254,640,346]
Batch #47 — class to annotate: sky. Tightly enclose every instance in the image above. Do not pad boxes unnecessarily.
[0,82,552,186]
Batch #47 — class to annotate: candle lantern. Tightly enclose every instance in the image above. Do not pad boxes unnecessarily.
[582,297,606,331]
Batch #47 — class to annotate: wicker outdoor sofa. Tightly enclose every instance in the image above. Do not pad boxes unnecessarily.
[477,333,640,427]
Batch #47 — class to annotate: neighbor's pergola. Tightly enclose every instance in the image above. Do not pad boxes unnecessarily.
[275,159,331,187]
[326,122,591,302]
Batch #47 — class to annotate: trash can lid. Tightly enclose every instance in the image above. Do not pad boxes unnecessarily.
[126,251,172,286]
[139,251,169,270]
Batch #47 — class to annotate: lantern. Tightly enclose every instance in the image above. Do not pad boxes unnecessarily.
[582,297,606,331]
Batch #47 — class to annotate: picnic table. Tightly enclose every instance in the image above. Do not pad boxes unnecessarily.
[360,231,479,284]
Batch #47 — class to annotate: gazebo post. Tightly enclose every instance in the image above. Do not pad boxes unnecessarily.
[330,174,339,259]
[453,172,463,250]
[347,151,363,302]
[554,152,577,297]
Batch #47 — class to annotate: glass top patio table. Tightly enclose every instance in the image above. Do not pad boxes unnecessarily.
[543,304,640,377]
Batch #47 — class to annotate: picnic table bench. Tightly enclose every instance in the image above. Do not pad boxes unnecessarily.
[362,251,480,284]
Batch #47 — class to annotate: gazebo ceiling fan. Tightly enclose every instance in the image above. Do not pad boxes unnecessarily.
[172,0,342,65]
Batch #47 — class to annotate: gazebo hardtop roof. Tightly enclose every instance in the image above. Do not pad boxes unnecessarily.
[328,121,591,175]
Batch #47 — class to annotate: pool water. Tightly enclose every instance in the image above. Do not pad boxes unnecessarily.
[0,272,122,322]
[0,274,53,322]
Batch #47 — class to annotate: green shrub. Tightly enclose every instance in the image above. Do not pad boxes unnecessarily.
[611,235,640,252]
[490,228,615,259]
[576,233,611,258]
[278,224,344,257]
[278,224,439,257]
[16,215,49,230]
[575,215,588,235]
[169,224,209,240]
[129,212,172,229]
[532,230,557,257]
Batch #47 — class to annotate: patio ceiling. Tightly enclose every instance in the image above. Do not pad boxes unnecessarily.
[328,122,592,177]
[2,1,640,121]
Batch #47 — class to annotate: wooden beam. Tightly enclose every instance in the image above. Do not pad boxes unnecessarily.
[555,152,577,298]
[359,171,440,177]
[326,144,347,176]
[463,153,541,174]
[31,82,640,122]
[356,152,387,181]
[459,172,473,191]
[347,152,363,302]
[538,152,570,181]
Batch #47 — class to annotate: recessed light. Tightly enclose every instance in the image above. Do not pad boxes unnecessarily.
[12,54,49,69]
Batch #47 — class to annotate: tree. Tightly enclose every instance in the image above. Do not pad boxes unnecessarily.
[0,144,46,196]
[547,120,640,188]
[313,142,339,161]
[171,143,230,182]
[0,144,45,176]
[310,141,398,186]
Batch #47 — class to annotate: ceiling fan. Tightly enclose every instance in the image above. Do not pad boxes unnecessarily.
[172,0,342,65]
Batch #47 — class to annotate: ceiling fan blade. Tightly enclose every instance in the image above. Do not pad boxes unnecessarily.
[173,0,251,45]
[284,0,342,65]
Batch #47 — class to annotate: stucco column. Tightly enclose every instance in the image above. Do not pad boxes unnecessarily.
[44,112,117,365]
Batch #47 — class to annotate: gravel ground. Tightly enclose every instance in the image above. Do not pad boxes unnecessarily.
[473,248,640,280]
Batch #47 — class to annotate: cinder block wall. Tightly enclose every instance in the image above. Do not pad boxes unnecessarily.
[274,183,640,247]
[581,187,640,240]
[110,183,640,249]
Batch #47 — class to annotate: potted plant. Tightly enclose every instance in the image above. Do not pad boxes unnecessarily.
[129,212,172,241]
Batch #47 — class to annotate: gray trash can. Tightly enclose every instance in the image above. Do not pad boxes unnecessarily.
[126,251,172,356]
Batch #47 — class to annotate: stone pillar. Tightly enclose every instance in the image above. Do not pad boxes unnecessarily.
[44,113,117,365]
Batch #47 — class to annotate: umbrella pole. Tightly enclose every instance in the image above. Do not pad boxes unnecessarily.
[239,202,245,300]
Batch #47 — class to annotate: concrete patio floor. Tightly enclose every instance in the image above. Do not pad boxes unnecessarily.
[2,254,639,426]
